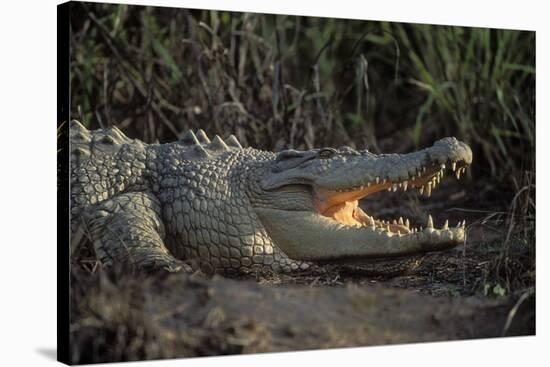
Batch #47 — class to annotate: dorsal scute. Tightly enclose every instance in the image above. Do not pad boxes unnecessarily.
[225,134,243,149]
[207,135,230,151]
[179,130,244,156]
[193,144,211,158]
[70,120,91,141]
[196,129,211,144]
[109,125,130,142]
[180,130,200,146]
[70,120,92,161]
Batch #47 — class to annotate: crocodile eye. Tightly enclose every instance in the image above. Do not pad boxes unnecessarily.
[319,148,337,159]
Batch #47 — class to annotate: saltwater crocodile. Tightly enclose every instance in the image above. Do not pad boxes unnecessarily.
[70,120,472,275]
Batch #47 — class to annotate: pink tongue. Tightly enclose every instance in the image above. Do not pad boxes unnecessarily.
[321,201,363,226]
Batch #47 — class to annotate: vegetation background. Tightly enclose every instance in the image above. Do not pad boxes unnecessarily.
[66,2,536,363]
[69,3,535,181]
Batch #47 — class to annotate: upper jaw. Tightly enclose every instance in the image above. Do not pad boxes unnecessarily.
[254,208,466,262]
[316,154,470,204]
[261,137,472,195]
[313,155,470,217]
[316,137,472,193]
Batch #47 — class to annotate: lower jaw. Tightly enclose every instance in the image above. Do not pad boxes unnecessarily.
[254,207,465,262]
[320,201,466,238]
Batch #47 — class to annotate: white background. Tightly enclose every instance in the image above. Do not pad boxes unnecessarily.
[0,0,546,365]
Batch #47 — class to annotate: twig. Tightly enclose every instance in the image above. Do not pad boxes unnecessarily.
[501,287,535,336]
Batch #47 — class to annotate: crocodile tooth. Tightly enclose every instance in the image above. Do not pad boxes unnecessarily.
[461,220,466,228]
[422,166,426,174]
[440,163,446,169]
[398,217,404,225]
[392,184,398,192]
[451,161,457,171]
[393,219,397,225]
[366,215,375,225]
[376,176,380,184]
[382,178,387,184]
[456,169,461,180]
[427,215,434,228]
[456,221,461,228]
[442,220,449,230]
[403,180,408,191]
[405,219,410,228]
[426,182,432,197]
[419,186,424,195]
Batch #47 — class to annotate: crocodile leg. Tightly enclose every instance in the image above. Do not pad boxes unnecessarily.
[82,191,190,273]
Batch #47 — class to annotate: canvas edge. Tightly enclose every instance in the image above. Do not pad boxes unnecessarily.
[57,1,71,365]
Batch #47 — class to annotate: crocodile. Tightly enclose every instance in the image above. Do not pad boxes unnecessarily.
[70,120,472,275]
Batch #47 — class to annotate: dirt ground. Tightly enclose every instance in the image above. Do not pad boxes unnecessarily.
[69,180,535,364]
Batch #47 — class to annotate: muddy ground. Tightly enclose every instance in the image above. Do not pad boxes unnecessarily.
[70,180,535,364]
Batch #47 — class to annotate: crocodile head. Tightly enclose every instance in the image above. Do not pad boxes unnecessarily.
[252,137,472,262]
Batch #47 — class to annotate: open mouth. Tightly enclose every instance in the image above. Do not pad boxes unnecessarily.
[313,159,469,236]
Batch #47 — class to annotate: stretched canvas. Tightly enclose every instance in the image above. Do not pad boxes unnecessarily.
[57,1,536,364]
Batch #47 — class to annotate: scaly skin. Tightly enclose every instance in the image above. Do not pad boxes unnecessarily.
[70,120,472,275]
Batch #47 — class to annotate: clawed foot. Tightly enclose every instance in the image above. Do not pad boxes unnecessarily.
[138,256,195,275]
